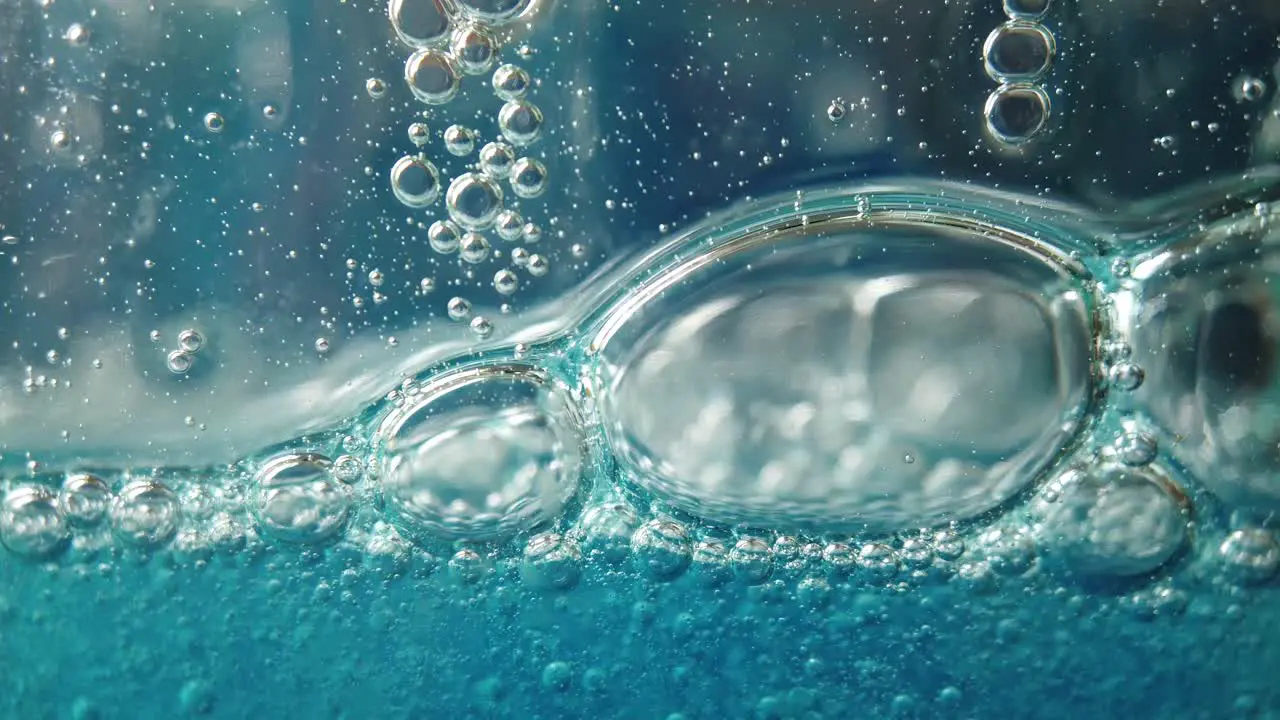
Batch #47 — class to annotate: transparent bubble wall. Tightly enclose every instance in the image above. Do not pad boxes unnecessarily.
[4,0,1280,716]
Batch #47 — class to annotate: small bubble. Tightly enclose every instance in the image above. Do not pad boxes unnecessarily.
[0,486,68,558]
[541,661,573,692]
[492,64,531,101]
[1220,528,1280,585]
[166,350,193,375]
[177,329,203,353]
[445,172,504,230]
[1154,135,1176,150]
[511,247,530,266]
[443,124,477,156]
[478,141,516,178]
[408,122,430,147]
[391,155,442,208]
[522,532,582,590]
[368,269,385,287]
[493,269,519,295]
[314,337,331,354]
[494,209,524,241]
[447,296,472,320]
[332,455,363,484]
[521,221,542,244]
[527,253,549,276]
[449,25,498,76]
[203,112,225,133]
[1114,431,1157,466]
[497,100,544,146]
[405,49,460,105]
[826,99,847,122]
[365,77,387,99]
[428,219,461,254]
[262,103,280,119]
[982,22,1055,82]
[111,480,180,548]
[64,23,90,46]
[1237,75,1267,103]
[459,232,491,263]
[470,315,494,337]
[984,83,1050,144]
[50,129,71,150]
[1109,362,1145,392]
[509,157,548,198]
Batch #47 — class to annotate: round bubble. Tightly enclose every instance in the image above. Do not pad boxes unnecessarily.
[428,219,461,254]
[479,141,516,178]
[0,486,69,558]
[492,64,531,101]
[390,155,441,208]
[980,527,1036,576]
[111,480,180,547]
[450,26,498,76]
[573,500,638,562]
[510,157,548,198]
[443,125,477,156]
[376,364,584,542]
[984,83,1050,144]
[59,473,113,527]
[253,452,352,544]
[454,0,532,24]
[1219,528,1280,585]
[446,172,505,230]
[494,209,523,240]
[405,49,460,105]
[498,100,544,146]
[522,532,582,590]
[1033,465,1189,579]
[729,536,774,584]
[858,542,899,581]
[459,232,491,264]
[691,539,732,587]
[631,518,692,580]
[1003,0,1051,18]
[389,0,451,48]
[983,21,1054,82]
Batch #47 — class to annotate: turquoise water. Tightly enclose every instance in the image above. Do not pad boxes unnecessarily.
[3,0,1280,717]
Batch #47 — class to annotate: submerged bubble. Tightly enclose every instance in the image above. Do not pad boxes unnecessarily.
[479,141,517,178]
[177,329,203,353]
[498,100,544,146]
[59,473,112,527]
[0,486,68,558]
[203,112,225,133]
[858,542,900,581]
[377,364,583,542]
[405,49,460,105]
[166,350,193,374]
[494,269,519,295]
[111,480,180,547]
[631,518,692,580]
[729,536,774,585]
[1003,0,1051,18]
[1109,362,1145,392]
[447,296,472,320]
[453,0,532,24]
[459,232,492,263]
[574,500,639,562]
[446,172,505,230]
[494,209,524,240]
[428,219,462,254]
[1236,75,1267,103]
[443,125,477,156]
[509,157,548,198]
[492,64,531,101]
[408,122,430,147]
[983,21,1055,82]
[388,0,451,48]
[1114,431,1158,467]
[984,84,1050,144]
[253,453,351,544]
[450,26,498,76]
[470,315,494,337]
[365,77,387,99]
[826,99,846,122]
[522,532,582,590]
[390,155,442,208]
[1219,528,1280,585]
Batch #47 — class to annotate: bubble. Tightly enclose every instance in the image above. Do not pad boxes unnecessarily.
[111,480,180,547]
[1034,465,1189,579]
[365,77,387,99]
[527,254,549,277]
[690,539,732,587]
[166,350,193,374]
[448,547,491,583]
[1114,431,1158,467]
[253,453,352,544]
[459,232,492,263]
[522,532,582,590]
[898,537,934,570]
[1219,528,1280,585]
[1109,362,1145,392]
[857,542,900,581]
[388,0,452,48]
[980,528,1036,576]
[454,0,532,24]
[0,486,68,558]
[729,536,774,584]
[826,99,846,122]
[470,315,494,337]
[59,473,112,527]
[1003,0,1051,18]
[492,64,531,101]
[631,518,692,580]
[493,269,519,295]
[390,155,442,208]
[982,21,1055,82]
[368,269,385,287]
[479,141,516,178]
[405,49,460,105]
[177,329,203,353]
[49,129,71,151]
[446,172,505,230]
[443,124,477,156]
[822,542,858,577]
[494,209,524,240]
[65,22,90,46]
[541,661,572,692]
[376,364,584,542]
[449,26,498,76]
[497,100,544,146]
[332,455,364,484]
[1237,76,1267,103]
[315,337,331,354]
[203,112,225,133]
[428,219,461,254]
[511,247,530,266]
[574,500,639,562]
[930,529,965,561]
[521,222,543,244]
[509,157,548,198]
[984,83,1050,144]
[447,297,472,320]
[408,122,430,147]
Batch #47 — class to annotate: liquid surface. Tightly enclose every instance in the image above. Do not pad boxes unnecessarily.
[2,0,1280,717]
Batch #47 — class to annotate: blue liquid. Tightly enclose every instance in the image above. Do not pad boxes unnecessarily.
[2,0,1280,717]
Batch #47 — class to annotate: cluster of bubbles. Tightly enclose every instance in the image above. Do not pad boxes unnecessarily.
[0,473,180,556]
[384,0,551,338]
[982,0,1055,144]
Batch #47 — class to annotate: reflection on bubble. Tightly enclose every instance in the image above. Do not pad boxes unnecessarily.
[59,473,112,528]
[377,364,583,542]
[390,155,442,208]
[983,22,1054,82]
[446,172,505,230]
[253,453,351,544]
[984,84,1050,144]
[389,0,452,48]
[0,486,69,558]
[405,49,460,105]
[111,480,180,548]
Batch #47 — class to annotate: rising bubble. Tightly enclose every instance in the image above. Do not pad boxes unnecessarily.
[253,453,352,544]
